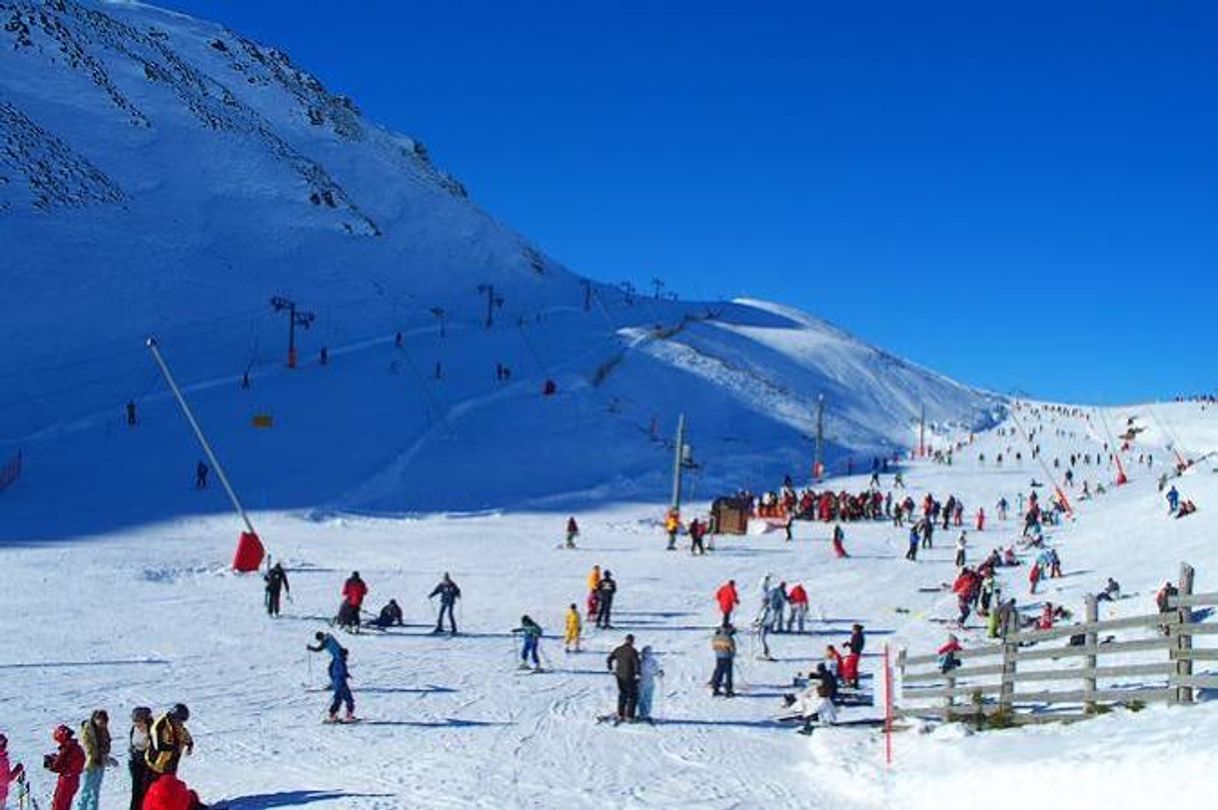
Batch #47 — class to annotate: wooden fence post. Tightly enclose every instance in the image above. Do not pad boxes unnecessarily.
[1083,594,1098,712]
[999,607,1018,715]
[1175,562,1195,704]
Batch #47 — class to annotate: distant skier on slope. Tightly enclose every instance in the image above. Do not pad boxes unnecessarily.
[606,635,641,723]
[715,579,739,625]
[337,572,368,632]
[513,615,544,670]
[595,571,617,629]
[429,573,461,635]
[264,562,290,618]
[564,603,582,653]
[565,517,579,549]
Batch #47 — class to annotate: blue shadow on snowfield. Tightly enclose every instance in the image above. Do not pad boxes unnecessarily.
[220,791,392,809]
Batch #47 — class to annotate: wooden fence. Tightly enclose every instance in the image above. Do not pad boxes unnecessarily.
[896,563,1218,725]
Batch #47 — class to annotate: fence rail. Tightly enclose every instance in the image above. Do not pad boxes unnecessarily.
[898,562,1217,724]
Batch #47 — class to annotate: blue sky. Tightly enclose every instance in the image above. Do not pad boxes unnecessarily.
[157,1,1217,403]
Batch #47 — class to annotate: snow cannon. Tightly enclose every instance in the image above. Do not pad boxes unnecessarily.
[233,531,265,572]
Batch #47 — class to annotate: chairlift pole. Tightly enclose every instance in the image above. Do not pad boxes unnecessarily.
[814,394,824,482]
[145,337,255,535]
[671,413,686,513]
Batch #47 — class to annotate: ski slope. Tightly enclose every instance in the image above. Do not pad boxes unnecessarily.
[0,401,1215,809]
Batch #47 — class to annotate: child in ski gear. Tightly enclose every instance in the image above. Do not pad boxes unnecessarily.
[429,573,461,634]
[786,584,809,633]
[44,724,85,810]
[264,562,289,617]
[937,635,962,673]
[824,645,843,678]
[607,635,641,721]
[564,603,582,653]
[637,646,664,721]
[128,707,153,810]
[326,646,356,723]
[905,526,919,561]
[370,599,404,629]
[78,709,115,810]
[715,580,739,625]
[0,733,24,810]
[565,516,579,549]
[513,616,543,669]
[710,624,737,697]
[146,705,192,777]
[140,773,203,810]
[596,571,617,628]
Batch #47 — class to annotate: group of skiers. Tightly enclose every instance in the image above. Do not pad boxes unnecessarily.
[1,704,201,810]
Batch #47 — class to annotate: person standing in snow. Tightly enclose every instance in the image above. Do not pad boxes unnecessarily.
[125,400,137,427]
[77,709,116,810]
[596,571,617,629]
[1167,485,1180,514]
[513,615,544,670]
[954,531,967,568]
[0,733,25,810]
[145,705,192,778]
[193,461,208,490]
[715,579,739,625]
[831,524,848,558]
[565,516,579,549]
[325,646,356,723]
[338,571,368,632]
[637,646,664,722]
[127,707,153,810]
[937,634,962,673]
[664,509,681,551]
[43,725,84,810]
[786,583,809,633]
[429,573,461,635]
[606,635,641,722]
[905,524,919,561]
[564,603,583,653]
[710,624,737,697]
[768,582,788,633]
[264,561,290,617]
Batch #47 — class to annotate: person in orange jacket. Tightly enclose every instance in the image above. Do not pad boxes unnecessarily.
[715,580,739,625]
[586,566,602,620]
[43,725,85,810]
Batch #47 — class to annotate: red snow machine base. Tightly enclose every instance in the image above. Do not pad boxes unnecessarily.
[233,531,265,572]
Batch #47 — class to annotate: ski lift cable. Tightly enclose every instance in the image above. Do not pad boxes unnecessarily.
[396,344,454,437]
[1008,403,1073,515]
[515,323,552,378]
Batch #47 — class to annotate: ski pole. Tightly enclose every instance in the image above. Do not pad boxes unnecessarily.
[307,648,314,687]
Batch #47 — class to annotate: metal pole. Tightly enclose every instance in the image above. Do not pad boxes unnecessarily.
[146,337,256,534]
[671,413,686,511]
[814,394,824,481]
[919,403,926,458]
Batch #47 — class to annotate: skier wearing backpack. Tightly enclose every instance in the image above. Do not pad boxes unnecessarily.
[513,616,544,670]
[44,724,85,810]
[429,573,461,635]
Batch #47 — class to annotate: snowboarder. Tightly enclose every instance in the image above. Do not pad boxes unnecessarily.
[0,733,25,810]
[43,725,84,810]
[564,603,582,653]
[637,646,664,722]
[710,624,737,697]
[145,705,192,778]
[337,572,368,632]
[596,571,616,629]
[565,516,579,549]
[786,583,809,633]
[193,461,208,489]
[264,561,290,617]
[127,707,153,810]
[369,599,404,629]
[606,635,641,722]
[831,524,848,558]
[513,615,544,670]
[78,709,115,810]
[429,573,461,635]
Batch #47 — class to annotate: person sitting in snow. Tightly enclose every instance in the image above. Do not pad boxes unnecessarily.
[369,599,404,629]
[1095,577,1121,602]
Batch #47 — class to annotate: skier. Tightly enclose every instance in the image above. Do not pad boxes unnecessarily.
[194,461,208,489]
[767,582,788,633]
[125,400,137,426]
[369,599,404,629]
[0,733,25,810]
[429,573,461,635]
[637,646,664,722]
[586,566,602,620]
[337,572,368,631]
[905,524,919,562]
[710,623,737,697]
[512,615,544,670]
[564,603,582,653]
[715,579,739,625]
[565,516,579,549]
[264,561,290,617]
[146,705,192,778]
[954,531,967,568]
[595,570,617,629]
[831,524,848,558]
[606,635,641,722]
[786,583,809,633]
[43,725,84,810]
[689,517,707,554]
[127,707,153,810]
[1167,486,1180,514]
[324,645,356,723]
[78,709,116,810]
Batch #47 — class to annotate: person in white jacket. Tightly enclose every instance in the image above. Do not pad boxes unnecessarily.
[636,646,665,721]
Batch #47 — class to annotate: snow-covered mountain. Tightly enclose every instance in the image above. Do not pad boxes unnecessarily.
[0,0,1003,540]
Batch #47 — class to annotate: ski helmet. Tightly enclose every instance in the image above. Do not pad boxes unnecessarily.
[170,703,190,722]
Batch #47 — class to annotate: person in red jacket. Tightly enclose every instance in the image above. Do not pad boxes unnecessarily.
[337,571,368,631]
[1028,561,1042,594]
[937,634,962,673]
[976,508,986,531]
[786,584,809,633]
[142,773,203,810]
[1038,602,1055,630]
[715,580,739,625]
[44,725,85,810]
[831,525,848,558]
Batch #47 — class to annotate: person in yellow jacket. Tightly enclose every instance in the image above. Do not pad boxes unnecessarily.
[146,705,192,777]
[665,509,681,551]
[587,565,601,594]
[564,603,582,653]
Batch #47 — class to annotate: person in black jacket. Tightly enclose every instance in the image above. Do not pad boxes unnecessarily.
[596,571,617,629]
[369,599,404,629]
[429,573,461,635]
[264,562,290,617]
[606,634,640,721]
